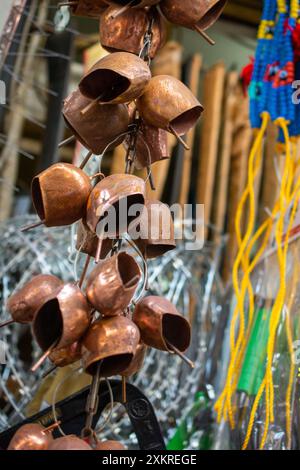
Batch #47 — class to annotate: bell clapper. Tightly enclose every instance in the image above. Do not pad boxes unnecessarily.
[80,93,106,116]
[0,318,15,329]
[31,340,58,373]
[95,238,103,264]
[58,135,76,148]
[20,219,45,233]
[79,255,91,289]
[147,166,156,191]
[122,375,127,403]
[168,125,190,151]
[166,341,195,369]
[42,421,61,435]
[193,25,216,46]
[79,150,93,170]
[110,0,136,20]
[82,361,102,440]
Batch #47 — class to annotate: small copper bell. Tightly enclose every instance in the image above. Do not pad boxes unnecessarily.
[79,52,151,104]
[133,296,191,352]
[76,220,112,259]
[67,0,107,17]
[99,6,166,59]
[8,423,55,450]
[48,436,92,450]
[130,199,176,258]
[82,316,140,377]
[86,252,141,316]
[63,89,130,155]
[32,163,92,227]
[49,342,82,368]
[137,75,203,137]
[86,174,146,237]
[6,274,63,325]
[96,440,126,450]
[33,283,91,351]
[122,342,147,377]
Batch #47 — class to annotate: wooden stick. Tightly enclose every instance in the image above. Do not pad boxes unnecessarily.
[21,219,45,233]
[194,25,216,46]
[79,150,93,170]
[31,341,57,372]
[80,95,103,116]
[168,125,190,151]
[79,255,91,288]
[166,341,195,369]
[110,0,135,20]
[58,135,75,148]
[0,319,14,329]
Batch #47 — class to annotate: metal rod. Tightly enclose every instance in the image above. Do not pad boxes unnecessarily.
[58,135,75,148]
[31,341,57,372]
[166,341,195,369]
[168,125,190,151]
[110,0,135,20]
[79,255,91,288]
[122,375,127,403]
[20,219,45,233]
[79,150,93,170]
[194,25,215,46]
[0,319,14,329]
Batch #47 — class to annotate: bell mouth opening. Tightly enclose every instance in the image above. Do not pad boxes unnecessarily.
[162,314,191,352]
[86,353,133,376]
[80,70,130,102]
[170,105,203,136]
[118,252,140,288]
[33,299,63,351]
[147,243,176,259]
[197,0,227,30]
[32,177,45,221]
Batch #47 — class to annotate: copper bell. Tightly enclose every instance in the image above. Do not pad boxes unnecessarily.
[48,436,92,450]
[8,423,54,450]
[96,440,126,450]
[82,316,140,377]
[63,89,129,155]
[76,220,112,259]
[130,199,176,258]
[6,274,63,324]
[133,296,191,352]
[137,75,203,136]
[67,0,107,17]
[32,163,92,227]
[160,0,227,31]
[33,283,91,351]
[86,252,141,316]
[99,6,166,59]
[49,342,82,368]
[122,342,147,377]
[79,52,151,104]
[86,174,146,237]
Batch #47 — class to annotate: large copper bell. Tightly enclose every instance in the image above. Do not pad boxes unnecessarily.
[6,274,63,324]
[96,440,126,450]
[82,316,140,377]
[106,0,161,7]
[137,75,203,136]
[99,6,166,59]
[86,252,141,316]
[79,52,151,104]
[130,199,176,258]
[86,174,146,237]
[122,342,147,377]
[63,89,129,155]
[48,436,92,450]
[76,220,112,259]
[32,163,92,227]
[49,342,82,368]
[133,296,191,352]
[8,424,54,450]
[68,0,107,17]
[160,0,227,31]
[33,283,91,351]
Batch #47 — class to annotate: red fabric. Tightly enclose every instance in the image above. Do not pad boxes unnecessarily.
[292,23,300,62]
[240,58,254,95]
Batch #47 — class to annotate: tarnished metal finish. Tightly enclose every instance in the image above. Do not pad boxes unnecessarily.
[31,163,92,227]
[131,200,176,259]
[49,342,82,368]
[69,0,107,17]
[160,0,227,30]
[76,220,112,259]
[122,342,147,377]
[82,316,140,377]
[96,440,126,450]
[48,436,92,450]
[86,174,146,236]
[8,424,54,450]
[79,52,151,104]
[63,89,129,155]
[106,0,160,7]
[86,252,141,316]
[133,296,191,352]
[6,274,63,324]
[33,283,91,351]
[99,6,166,59]
[137,75,203,135]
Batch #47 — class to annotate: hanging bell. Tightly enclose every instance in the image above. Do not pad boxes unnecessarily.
[133,296,191,352]
[122,342,147,377]
[31,163,92,227]
[79,52,151,104]
[130,199,176,258]
[96,440,126,450]
[76,220,112,259]
[67,0,107,17]
[49,341,82,368]
[82,316,140,377]
[99,6,166,59]
[137,75,203,137]
[6,274,63,325]
[86,252,141,316]
[86,174,146,237]
[8,423,55,450]
[63,89,130,155]
[48,436,92,450]
[33,283,91,352]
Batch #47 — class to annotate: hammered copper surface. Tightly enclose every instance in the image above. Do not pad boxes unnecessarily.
[130,199,176,259]
[31,163,92,227]
[99,6,166,59]
[8,424,54,450]
[133,296,191,352]
[63,89,129,155]
[86,252,141,316]
[49,342,82,368]
[160,0,227,30]
[33,283,91,351]
[82,316,140,377]
[79,52,151,104]
[48,436,92,450]
[86,174,146,236]
[96,440,126,450]
[76,220,112,259]
[7,274,63,324]
[70,0,107,17]
[137,75,203,135]
[122,342,147,377]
